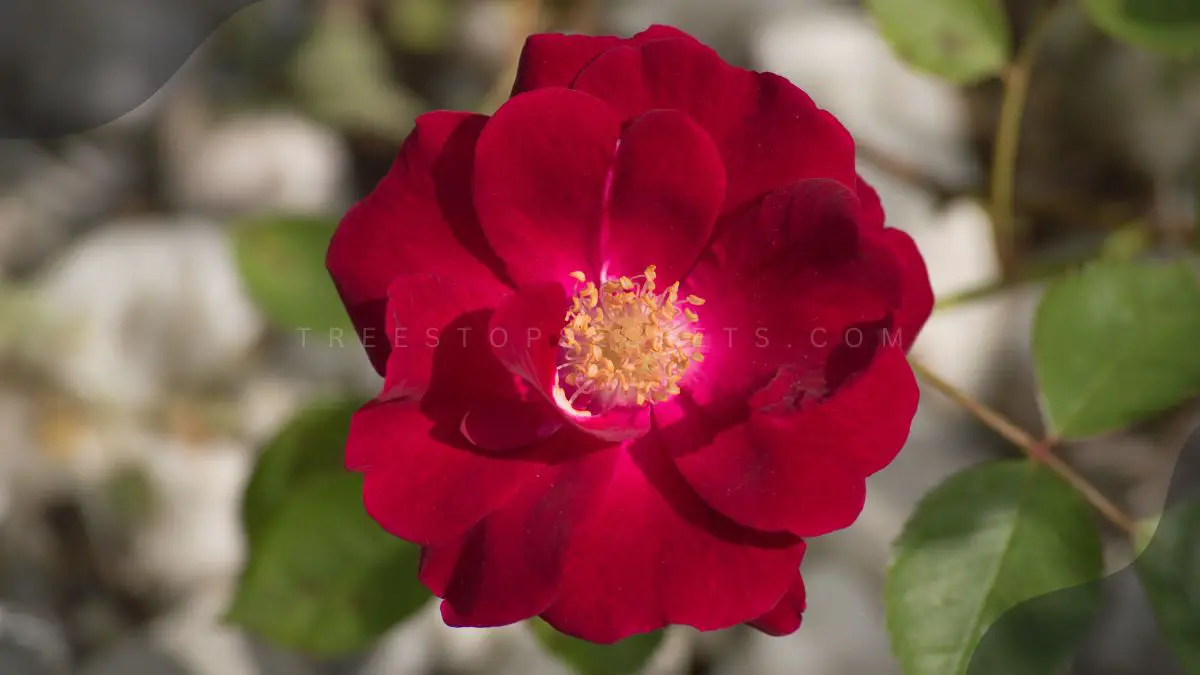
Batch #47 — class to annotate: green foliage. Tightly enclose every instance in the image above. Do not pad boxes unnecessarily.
[864,0,1010,84]
[1100,222,1152,262]
[886,461,1103,675]
[1033,259,1200,438]
[1135,503,1200,672]
[290,6,421,140]
[531,620,665,675]
[387,0,454,54]
[1081,0,1200,56]
[229,401,429,656]
[232,214,352,334]
[240,398,363,540]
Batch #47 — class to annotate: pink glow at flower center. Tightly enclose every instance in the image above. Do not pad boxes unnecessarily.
[555,265,705,411]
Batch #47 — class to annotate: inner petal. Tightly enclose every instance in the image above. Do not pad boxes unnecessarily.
[554,265,705,414]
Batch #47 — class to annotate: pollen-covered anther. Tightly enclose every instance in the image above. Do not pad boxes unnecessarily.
[557,265,704,410]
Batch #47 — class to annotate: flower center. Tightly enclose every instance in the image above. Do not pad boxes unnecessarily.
[556,265,704,412]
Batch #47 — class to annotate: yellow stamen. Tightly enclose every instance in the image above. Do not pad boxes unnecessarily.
[556,265,704,410]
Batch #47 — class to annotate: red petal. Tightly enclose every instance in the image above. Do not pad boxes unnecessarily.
[574,39,856,212]
[348,399,550,546]
[419,441,616,627]
[856,175,886,232]
[748,573,807,637]
[876,229,934,352]
[487,281,567,396]
[683,181,897,408]
[512,26,695,95]
[328,112,509,375]
[540,440,804,643]
[602,109,725,285]
[475,88,621,287]
[381,272,510,398]
[674,415,865,538]
[672,347,917,536]
[460,398,562,453]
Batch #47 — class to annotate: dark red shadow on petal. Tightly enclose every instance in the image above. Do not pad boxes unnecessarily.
[431,115,517,289]
[420,438,617,627]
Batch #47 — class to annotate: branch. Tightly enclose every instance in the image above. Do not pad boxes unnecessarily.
[909,357,1138,536]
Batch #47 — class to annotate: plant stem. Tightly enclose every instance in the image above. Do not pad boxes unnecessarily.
[989,9,1056,281]
[909,358,1138,536]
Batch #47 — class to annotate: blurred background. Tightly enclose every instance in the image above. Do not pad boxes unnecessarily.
[0,0,1197,673]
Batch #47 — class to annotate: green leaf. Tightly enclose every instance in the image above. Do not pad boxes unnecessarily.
[1134,502,1200,672]
[531,620,664,675]
[228,473,427,656]
[241,398,362,540]
[864,0,1010,84]
[232,214,351,334]
[1033,259,1200,438]
[886,461,1103,675]
[1080,0,1200,56]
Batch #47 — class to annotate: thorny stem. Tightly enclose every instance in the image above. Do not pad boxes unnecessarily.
[909,358,1138,536]
[989,6,1058,281]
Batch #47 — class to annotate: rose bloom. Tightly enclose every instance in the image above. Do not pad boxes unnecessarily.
[328,25,933,643]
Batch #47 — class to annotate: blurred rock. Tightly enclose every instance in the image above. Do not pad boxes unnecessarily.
[710,561,898,675]
[359,603,439,675]
[35,218,264,410]
[609,0,842,61]
[0,605,71,675]
[162,109,352,217]
[432,619,570,675]
[80,582,319,675]
[458,0,523,69]
[130,438,250,594]
[754,6,977,188]
[0,138,139,276]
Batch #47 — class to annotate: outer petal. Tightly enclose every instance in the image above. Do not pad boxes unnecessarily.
[419,439,616,627]
[856,175,885,232]
[574,39,856,211]
[876,228,934,352]
[540,439,804,643]
[601,109,725,285]
[475,88,621,286]
[671,347,918,537]
[512,25,695,94]
[328,111,509,374]
[348,398,552,546]
[748,574,807,637]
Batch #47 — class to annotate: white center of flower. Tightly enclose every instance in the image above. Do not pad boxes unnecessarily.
[556,265,704,411]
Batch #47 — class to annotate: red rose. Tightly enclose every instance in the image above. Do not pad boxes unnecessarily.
[328,25,933,643]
